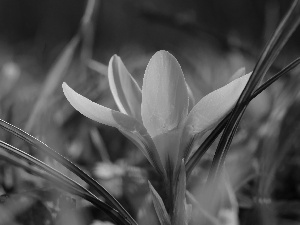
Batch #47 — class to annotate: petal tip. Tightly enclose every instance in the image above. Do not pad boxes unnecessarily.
[62,82,69,92]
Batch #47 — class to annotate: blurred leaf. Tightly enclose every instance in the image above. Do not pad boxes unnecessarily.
[0,62,20,100]
[186,191,219,225]
[90,128,111,162]
[88,59,108,76]
[25,35,80,133]
[148,181,171,225]
[0,192,54,225]
[137,194,159,225]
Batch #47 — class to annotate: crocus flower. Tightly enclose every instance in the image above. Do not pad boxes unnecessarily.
[62,50,250,179]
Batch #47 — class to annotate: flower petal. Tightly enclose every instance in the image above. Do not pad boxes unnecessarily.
[152,129,182,170]
[108,55,142,122]
[62,82,165,176]
[141,50,188,138]
[180,72,251,159]
[186,82,195,112]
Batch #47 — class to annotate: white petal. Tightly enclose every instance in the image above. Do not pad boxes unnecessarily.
[62,82,165,176]
[141,50,188,138]
[108,55,142,122]
[181,72,251,159]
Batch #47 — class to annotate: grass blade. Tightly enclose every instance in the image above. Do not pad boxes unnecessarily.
[0,119,137,225]
[209,0,300,182]
[0,142,130,225]
[186,57,300,178]
[25,0,99,134]
[25,35,80,133]
[88,59,108,76]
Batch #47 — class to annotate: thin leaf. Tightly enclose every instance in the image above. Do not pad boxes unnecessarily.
[88,59,108,76]
[79,0,99,77]
[0,118,137,225]
[180,73,251,160]
[108,55,142,121]
[25,35,80,133]
[173,160,188,225]
[0,140,91,197]
[148,181,171,225]
[90,128,111,163]
[186,57,300,178]
[0,146,130,225]
[141,50,188,138]
[62,82,165,177]
[209,0,300,182]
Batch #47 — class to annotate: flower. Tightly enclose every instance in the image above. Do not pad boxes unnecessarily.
[62,50,250,179]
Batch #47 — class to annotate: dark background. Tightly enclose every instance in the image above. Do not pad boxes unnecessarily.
[0,0,298,67]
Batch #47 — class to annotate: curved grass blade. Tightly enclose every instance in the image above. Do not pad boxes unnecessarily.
[0,140,94,198]
[0,119,137,225]
[0,146,130,225]
[88,59,108,76]
[25,35,80,133]
[209,0,300,182]
[186,57,300,178]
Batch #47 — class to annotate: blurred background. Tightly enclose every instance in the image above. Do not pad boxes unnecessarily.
[0,0,300,224]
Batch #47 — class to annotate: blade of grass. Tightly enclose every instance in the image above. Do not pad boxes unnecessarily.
[208,0,300,182]
[79,0,99,78]
[0,146,130,225]
[0,119,137,225]
[90,128,111,163]
[186,57,300,178]
[0,140,94,198]
[25,0,99,134]
[24,35,80,133]
[88,59,108,76]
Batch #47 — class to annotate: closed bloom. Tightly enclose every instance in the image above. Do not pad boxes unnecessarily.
[62,50,250,179]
